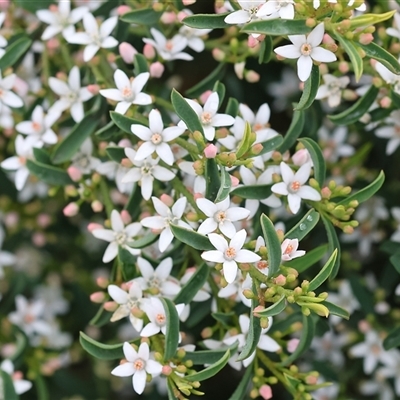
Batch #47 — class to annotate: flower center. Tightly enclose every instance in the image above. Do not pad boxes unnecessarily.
[151,133,162,145]
[257,260,268,270]
[23,313,35,324]
[156,313,166,326]
[370,343,381,355]
[18,156,27,165]
[141,163,153,176]
[115,231,127,245]
[284,244,293,255]
[201,111,212,125]
[166,40,174,51]
[215,211,227,223]
[289,181,301,193]
[224,246,236,260]
[122,86,133,101]
[133,358,145,371]
[66,91,78,103]
[32,121,42,132]
[300,43,312,56]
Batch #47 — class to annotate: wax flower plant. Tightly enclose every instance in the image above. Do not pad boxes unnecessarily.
[2,0,400,399]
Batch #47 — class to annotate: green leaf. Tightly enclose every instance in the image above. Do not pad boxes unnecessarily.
[231,184,272,200]
[242,19,311,36]
[349,274,374,314]
[110,110,147,134]
[129,233,159,249]
[106,146,126,163]
[258,35,273,64]
[285,209,320,242]
[33,147,51,164]
[79,332,124,360]
[236,122,254,159]
[185,63,226,98]
[183,13,230,29]
[171,89,204,134]
[280,314,316,366]
[337,170,385,206]
[260,213,282,277]
[14,0,53,13]
[183,342,238,365]
[212,311,235,327]
[120,8,163,25]
[279,109,305,153]
[285,244,328,273]
[52,111,100,164]
[160,298,180,361]
[213,81,226,106]
[26,160,73,186]
[359,42,400,75]
[255,295,286,318]
[134,53,149,75]
[334,35,363,82]
[295,64,320,111]
[298,138,326,187]
[321,216,341,280]
[308,249,337,291]
[169,224,214,251]
[186,349,231,382]
[205,158,220,201]
[214,167,232,203]
[0,370,18,400]
[390,253,400,274]
[328,85,379,125]
[95,120,120,140]
[0,36,32,70]
[322,301,350,320]
[383,325,400,350]
[225,97,239,117]
[258,134,283,156]
[174,263,209,305]
[228,364,253,400]
[89,305,111,327]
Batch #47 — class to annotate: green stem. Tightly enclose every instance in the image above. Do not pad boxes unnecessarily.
[174,137,200,160]
[99,178,114,216]
[60,40,73,70]
[249,264,269,285]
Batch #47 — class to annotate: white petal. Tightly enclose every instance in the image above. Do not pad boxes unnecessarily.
[133,369,146,394]
[287,193,301,214]
[297,55,313,82]
[307,23,324,47]
[83,44,100,62]
[224,10,250,24]
[274,44,301,59]
[258,335,280,352]
[159,227,174,252]
[311,47,337,63]
[201,250,225,263]
[235,249,261,263]
[135,141,156,160]
[171,197,187,218]
[100,88,124,102]
[208,233,228,252]
[297,185,321,200]
[156,142,175,165]
[223,260,238,283]
[103,242,118,263]
[100,16,118,38]
[108,285,128,304]
[111,363,135,377]
[198,218,218,235]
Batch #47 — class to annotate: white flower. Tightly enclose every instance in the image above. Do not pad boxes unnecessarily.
[0,103,14,129]
[316,74,350,108]
[92,210,142,263]
[1,135,33,191]
[387,12,400,40]
[201,229,261,284]
[143,28,193,61]
[281,238,305,261]
[311,330,349,368]
[96,159,132,195]
[1,360,32,395]
[99,69,152,115]
[71,138,100,174]
[274,23,337,82]
[16,105,59,147]
[108,281,145,332]
[141,197,191,253]
[224,0,265,24]
[328,280,359,325]
[375,110,400,155]
[257,0,295,19]
[377,350,400,397]
[0,12,7,56]
[196,195,250,238]
[375,61,400,95]
[318,125,355,162]
[48,66,93,122]
[0,72,24,108]
[179,92,235,141]
[176,19,211,53]
[36,0,87,40]
[111,341,162,395]
[122,148,175,200]
[66,13,118,62]
[130,109,185,165]
[271,162,321,214]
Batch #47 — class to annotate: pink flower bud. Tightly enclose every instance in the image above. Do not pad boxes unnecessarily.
[259,385,273,400]
[47,37,60,51]
[162,365,173,375]
[359,33,374,45]
[204,144,218,158]
[177,10,189,22]
[117,5,131,15]
[234,62,245,80]
[245,70,260,83]
[87,84,100,95]
[247,36,259,48]
[160,194,174,207]
[119,42,137,64]
[338,61,349,74]
[212,48,225,61]
[91,200,103,213]
[161,11,176,24]
[274,274,286,286]
[292,149,311,166]
[287,338,300,353]
[149,61,165,78]
[358,319,371,333]
[200,90,212,104]
[63,202,79,217]
[96,276,109,288]
[103,301,118,312]
[49,4,58,12]
[143,43,156,59]
[322,33,335,44]
[4,212,19,228]
[37,213,51,228]
[182,0,196,5]
[0,0,10,10]
[32,232,46,247]
[90,291,106,303]
[67,166,83,182]
[230,175,239,187]
[121,158,133,168]
[194,193,203,201]
[118,138,132,148]
[120,210,132,225]
[380,96,392,109]
[87,222,103,232]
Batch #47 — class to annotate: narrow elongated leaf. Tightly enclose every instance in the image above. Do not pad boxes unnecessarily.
[26,160,73,186]
[120,8,163,25]
[106,146,126,163]
[285,209,320,242]
[322,216,341,279]
[186,349,231,381]
[383,325,400,350]
[255,295,286,318]
[14,0,52,13]
[0,36,32,70]
[33,147,51,164]
[0,370,18,400]
[183,342,238,365]
[95,120,120,140]
[228,364,253,400]
[328,85,379,125]
[205,158,220,201]
[171,89,204,134]
[298,138,326,186]
[279,109,304,153]
[183,13,230,29]
[79,332,124,360]
[170,224,214,250]
[359,42,400,75]
[389,253,400,274]
[185,63,226,98]
[226,97,239,117]
[259,35,273,64]
[322,301,350,320]
[212,311,235,327]
[231,184,272,200]
[242,19,311,36]
[160,298,180,361]
[258,134,283,156]
[295,64,320,111]
[236,122,254,158]
[213,81,225,107]
[280,314,316,366]
[128,233,158,249]
[337,170,385,206]
[334,35,363,82]
[134,53,149,75]
[285,244,328,273]
[174,263,209,305]
[214,167,232,203]
[260,213,282,277]
[110,111,147,134]
[308,249,337,291]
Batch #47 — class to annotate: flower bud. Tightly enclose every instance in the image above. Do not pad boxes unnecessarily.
[149,62,164,78]
[91,200,103,213]
[234,62,245,80]
[245,70,260,83]
[117,5,131,15]
[230,175,239,187]
[287,338,300,353]
[247,35,259,48]
[162,365,173,376]
[143,43,156,59]
[200,90,212,104]
[204,144,218,158]
[119,42,137,64]
[87,84,100,95]
[292,148,310,166]
[161,11,176,24]
[90,291,106,303]
[67,166,82,182]
[103,301,118,312]
[182,0,196,5]
[87,222,103,232]
[359,33,374,45]
[63,202,79,217]
[96,276,109,288]
[212,48,225,61]
[160,194,174,207]
[274,274,286,286]
[120,210,132,225]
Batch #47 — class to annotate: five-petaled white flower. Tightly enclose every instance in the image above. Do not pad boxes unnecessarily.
[274,23,337,82]
[257,0,295,20]
[99,69,152,115]
[92,209,142,263]
[130,109,185,166]
[375,61,400,96]
[201,229,261,284]
[316,74,350,108]
[48,66,93,123]
[0,72,24,109]
[281,238,305,261]
[0,12,7,57]
[1,360,32,395]
[196,195,250,238]
[111,342,162,395]
[271,162,321,214]
[67,13,118,62]
[122,148,175,200]
[224,0,265,24]
[141,197,191,253]
[36,0,87,40]
[375,110,400,156]
[179,92,235,141]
